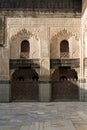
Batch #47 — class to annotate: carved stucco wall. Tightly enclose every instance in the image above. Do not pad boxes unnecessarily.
[50,29,81,59]
[7,18,81,59]
[7,18,81,80]
[6,17,81,80]
[9,29,40,59]
[10,29,40,59]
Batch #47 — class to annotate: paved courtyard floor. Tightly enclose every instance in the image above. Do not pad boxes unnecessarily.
[0,102,87,130]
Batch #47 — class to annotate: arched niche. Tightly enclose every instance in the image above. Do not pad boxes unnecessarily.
[10,29,40,59]
[20,40,30,58]
[50,29,80,59]
[60,40,69,58]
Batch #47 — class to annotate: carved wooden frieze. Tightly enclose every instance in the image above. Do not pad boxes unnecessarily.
[50,58,80,69]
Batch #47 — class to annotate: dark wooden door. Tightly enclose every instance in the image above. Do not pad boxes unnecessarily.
[11,69,39,101]
[51,68,79,101]
[52,80,79,101]
[11,80,38,101]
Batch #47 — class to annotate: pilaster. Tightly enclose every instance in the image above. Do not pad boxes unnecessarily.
[39,27,51,102]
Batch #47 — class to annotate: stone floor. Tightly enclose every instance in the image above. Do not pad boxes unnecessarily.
[0,102,87,130]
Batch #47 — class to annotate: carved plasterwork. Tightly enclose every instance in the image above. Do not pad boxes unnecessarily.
[10,28,39,43]
[50,28,80,59]
[10,29,40,59]
[50,28,77,43]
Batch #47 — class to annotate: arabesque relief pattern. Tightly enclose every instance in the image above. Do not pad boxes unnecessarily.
[50,29,80,59]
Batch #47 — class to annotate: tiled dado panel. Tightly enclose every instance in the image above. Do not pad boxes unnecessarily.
[0,81,10,102]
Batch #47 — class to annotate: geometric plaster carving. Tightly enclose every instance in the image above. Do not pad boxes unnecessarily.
[11,29,32,41]
[10,28,40,59]
[50,28,80,59]
[50,28,78,43]
[56,28,72,39]
[10,28,39,43]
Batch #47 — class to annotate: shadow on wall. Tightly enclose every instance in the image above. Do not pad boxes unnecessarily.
[51,80,79,101]
[52,67,78,81]
[51,68,81,101]
[10,61,86,102]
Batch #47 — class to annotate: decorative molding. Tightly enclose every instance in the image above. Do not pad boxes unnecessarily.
[10,28,39,43]
[10,29,33,41]
[50,28,80,59]
[10,59,40,69]
[50,58,80,69]
[50,28,78,43]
